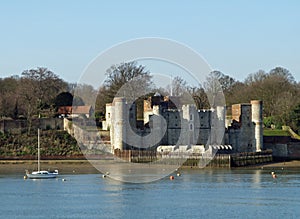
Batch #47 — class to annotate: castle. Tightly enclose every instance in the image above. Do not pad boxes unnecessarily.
[102,94,263,155]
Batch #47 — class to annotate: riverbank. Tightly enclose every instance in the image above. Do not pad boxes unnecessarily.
[259,160,300,169]
[1,159,300,175]
[0,159,98,175]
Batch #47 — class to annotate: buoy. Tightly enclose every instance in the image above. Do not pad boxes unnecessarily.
[62,178,66,181]
[102,174,107,178]
[177,173,181,177]
[24,175,27,180]
[271,172,277,179]
[170,175,174,180]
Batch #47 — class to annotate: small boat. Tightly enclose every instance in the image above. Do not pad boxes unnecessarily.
[26,169,58,179]
[25,128,59,179]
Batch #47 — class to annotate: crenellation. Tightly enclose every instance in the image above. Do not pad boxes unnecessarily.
[104,94,263,154]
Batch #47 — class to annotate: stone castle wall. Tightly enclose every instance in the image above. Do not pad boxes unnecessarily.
[106,96,263,154]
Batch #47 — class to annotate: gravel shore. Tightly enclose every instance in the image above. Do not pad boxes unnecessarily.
[1,159,300,175]
[0,160,98,175]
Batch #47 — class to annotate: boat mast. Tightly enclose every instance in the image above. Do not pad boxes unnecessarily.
[38,128,40,172]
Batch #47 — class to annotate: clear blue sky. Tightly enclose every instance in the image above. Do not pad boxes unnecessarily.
[1,0,300,83]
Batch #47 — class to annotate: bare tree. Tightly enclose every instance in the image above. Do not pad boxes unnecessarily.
[95,61,153,115]
[203,71,226,108]
[104,62,152,100]
[0,77,20,118]
[19,67,67,133]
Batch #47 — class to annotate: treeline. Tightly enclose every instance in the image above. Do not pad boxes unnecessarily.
[0,68,71,133]
[220,67,300,132]
[188,67,300,132]
[1,65,300,134]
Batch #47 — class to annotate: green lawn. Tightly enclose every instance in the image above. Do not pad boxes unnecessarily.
[263,129,291,136]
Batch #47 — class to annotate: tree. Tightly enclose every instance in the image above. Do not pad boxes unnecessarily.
[95,86,110,115]
[21,67,67,109]
[19,67,67,133]
[187,86,210,109]
[0,76,20,118]
[210,70,237,93]
[54,92,73,108]
[269,67,295,84]
[289,104,300,133]
[73,84,97,106]
[274,91,298,126]
[255,67,297,119]
[203,71,226,108]
[105,62,152,99]
[166,76,188,96]
[244,70,267,85]
[96,62,153,115]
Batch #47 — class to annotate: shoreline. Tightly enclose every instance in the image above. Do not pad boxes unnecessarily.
[0,159,99,175]
[1,159,300,175]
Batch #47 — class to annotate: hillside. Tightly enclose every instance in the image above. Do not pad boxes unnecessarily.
[0,130,82,158]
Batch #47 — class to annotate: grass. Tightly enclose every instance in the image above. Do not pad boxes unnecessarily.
[263,129,291,136]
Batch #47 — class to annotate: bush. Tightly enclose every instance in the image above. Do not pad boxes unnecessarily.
[263,117,273,128]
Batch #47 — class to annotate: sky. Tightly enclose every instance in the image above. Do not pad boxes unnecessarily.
[1,0,300,84]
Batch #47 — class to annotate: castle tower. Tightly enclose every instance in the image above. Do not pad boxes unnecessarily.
[251,100,263,152]
[128,102,136,130]
[216,106,226,122]
[182,104,197,145]
[113,97,127,151]
[110,102,115,153]
[216,106,226,144]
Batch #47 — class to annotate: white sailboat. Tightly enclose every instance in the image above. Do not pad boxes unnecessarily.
[25,128,58,179]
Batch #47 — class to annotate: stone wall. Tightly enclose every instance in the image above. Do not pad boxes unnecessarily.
[0,118,63,134]
[227,104,255,152]
[264,136,300,159]
[107,96,263,155]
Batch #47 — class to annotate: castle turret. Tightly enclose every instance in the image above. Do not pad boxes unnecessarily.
[113,97,127,151]
[216,106,226,144]
[251,100,263,152]
[216,106,226,122]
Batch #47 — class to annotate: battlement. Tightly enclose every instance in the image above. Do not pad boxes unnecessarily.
[103,95,263,154]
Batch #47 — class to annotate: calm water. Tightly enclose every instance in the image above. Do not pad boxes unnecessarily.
[1,168,300,219]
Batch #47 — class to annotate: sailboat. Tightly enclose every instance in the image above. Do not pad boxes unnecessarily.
[25,128,58,179]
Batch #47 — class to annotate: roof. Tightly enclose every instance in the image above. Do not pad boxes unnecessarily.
[58,106,72,114]
[58,105,92,115]
[72,105,92,114]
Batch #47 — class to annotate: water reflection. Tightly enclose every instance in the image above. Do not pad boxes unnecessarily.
[252,169,262,188]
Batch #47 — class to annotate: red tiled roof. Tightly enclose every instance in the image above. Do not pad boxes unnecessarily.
[58,106,72,114]
[72,105,92,114]
[58,105,92,115]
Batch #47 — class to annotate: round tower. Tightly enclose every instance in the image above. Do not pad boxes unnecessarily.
[251,100,263,152]
[110,102,115,153]
[113,97,127,151]
[216,106,226,144]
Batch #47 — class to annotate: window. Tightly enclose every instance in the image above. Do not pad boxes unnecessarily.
[190,124,193,131]
[190,114,193,121]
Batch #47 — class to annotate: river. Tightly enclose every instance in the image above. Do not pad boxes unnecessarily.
[0,168,299,218]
